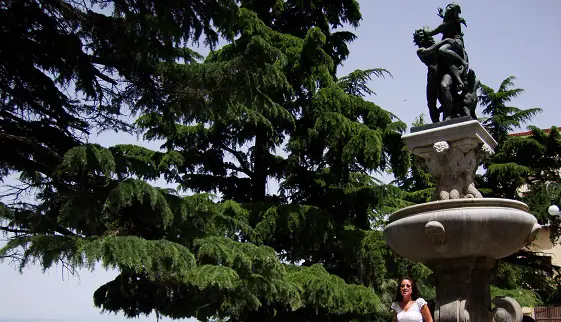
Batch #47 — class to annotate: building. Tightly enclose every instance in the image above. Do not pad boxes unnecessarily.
[526,225,561,268]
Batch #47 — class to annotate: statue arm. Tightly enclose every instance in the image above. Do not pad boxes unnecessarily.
[416,52,437,71]
[424,22,449,36]
[416,48,431,61]
[417,38,455,57]
[472,78,480,93]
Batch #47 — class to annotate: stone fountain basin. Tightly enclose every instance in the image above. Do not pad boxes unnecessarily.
[383,198,540,262]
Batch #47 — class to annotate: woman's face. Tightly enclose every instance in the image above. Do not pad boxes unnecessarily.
[400,279,413,299]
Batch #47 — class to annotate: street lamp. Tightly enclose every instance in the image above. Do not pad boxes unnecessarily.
[546,182,561,218]
[548,204,560,217]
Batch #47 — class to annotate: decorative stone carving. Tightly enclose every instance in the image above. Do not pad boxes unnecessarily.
[433,141,450,153]
[425,221,446,246]
[416,137,484,200]
[402,119,498,201]
[491,297,523,322]
[480,143,494,157]
[435,299,470,322]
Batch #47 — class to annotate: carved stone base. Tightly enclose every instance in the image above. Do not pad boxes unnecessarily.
[426,257,523,322]
[402,119,497,201]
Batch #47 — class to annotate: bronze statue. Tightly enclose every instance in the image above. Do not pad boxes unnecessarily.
[414,3,479,123]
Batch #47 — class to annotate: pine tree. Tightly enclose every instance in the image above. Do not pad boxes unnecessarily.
[239,0,361,72]
[133,1,411,319]
[394,114,435,204]
[477,76,546,205]
[272,61,417,321]
[1,1,411,321]
[479,76,542,143]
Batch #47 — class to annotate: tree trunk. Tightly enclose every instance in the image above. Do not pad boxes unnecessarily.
[252,128,267,202]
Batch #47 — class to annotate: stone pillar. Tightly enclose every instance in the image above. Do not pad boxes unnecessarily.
[402,117,497,201]
[427,257,494,322]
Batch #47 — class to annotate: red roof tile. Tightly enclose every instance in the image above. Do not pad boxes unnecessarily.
[508,127,561,137]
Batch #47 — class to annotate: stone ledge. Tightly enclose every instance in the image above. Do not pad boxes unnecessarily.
[388,198,530,223]
[403,119,497,152]
[411,116,473,133]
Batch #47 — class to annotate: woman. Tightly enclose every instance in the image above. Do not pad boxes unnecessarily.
[391,278,433,322]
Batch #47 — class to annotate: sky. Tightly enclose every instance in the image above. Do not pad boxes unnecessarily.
[1,1,561,321]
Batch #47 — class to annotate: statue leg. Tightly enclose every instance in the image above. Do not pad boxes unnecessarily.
[429,100,440,123]
[439,44,466,91]
[443,62,464,92]
[438,43,467,67]
[427,70,440,123]
[440,74,454,120]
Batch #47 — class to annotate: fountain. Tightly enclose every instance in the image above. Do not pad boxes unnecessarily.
[383,4,541,322]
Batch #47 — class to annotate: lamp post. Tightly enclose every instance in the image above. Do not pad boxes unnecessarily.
[546,182,561,219]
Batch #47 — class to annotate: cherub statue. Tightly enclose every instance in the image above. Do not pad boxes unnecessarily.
[422,3,468,91]
[456,69,479,120]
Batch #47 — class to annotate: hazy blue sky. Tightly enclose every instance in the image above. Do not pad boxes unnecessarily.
[1,1,560,321]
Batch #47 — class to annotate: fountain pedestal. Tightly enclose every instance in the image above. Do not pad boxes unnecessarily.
[428,257,521,322]
[384,119,541,322]
[406,118,496,201]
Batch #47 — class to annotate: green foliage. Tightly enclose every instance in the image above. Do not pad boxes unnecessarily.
[490,286,541,308]
[195,236,284,279]
[338,69,392,97]
[0,202,13,220]
[479,76,542,142]
[374,279,399,321]
[103,179,175,227]
[240,0,361,70]
[253,205,334,260]
[58,144,116,178]
[0,235,196,278]
[546,276,561,305]
[394,114,434,203]
[481,126,561,213]
[286,264,381,314]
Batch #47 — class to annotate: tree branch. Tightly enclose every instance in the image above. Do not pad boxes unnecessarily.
[54,225,79,237]
[224,162,250,175]
[0,226,31,234]
[219,144,253,176]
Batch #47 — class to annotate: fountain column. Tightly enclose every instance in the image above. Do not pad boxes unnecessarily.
[427,257,493,321]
